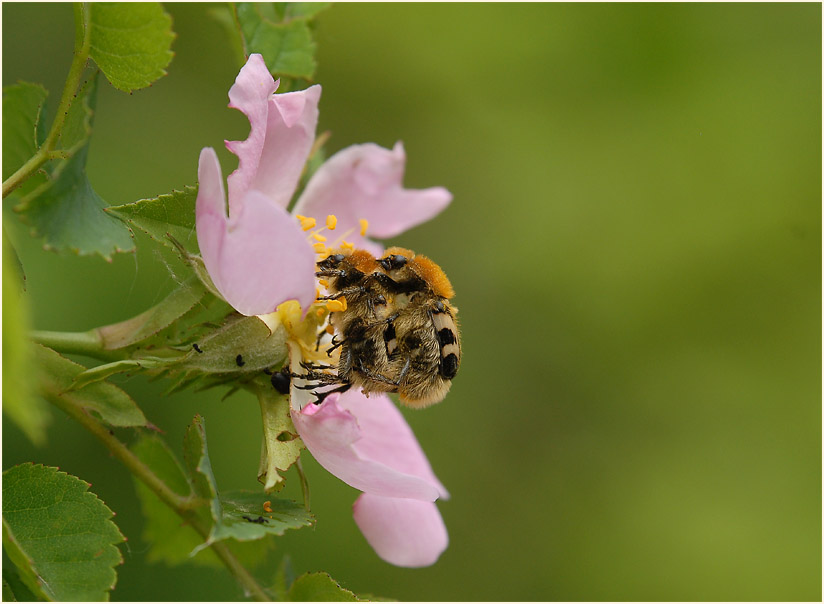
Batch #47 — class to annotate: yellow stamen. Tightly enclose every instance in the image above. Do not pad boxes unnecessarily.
[313,242,328,253]
[312,232,327,242]
[326,214,337,230]
[326,297,347,312]
[318,279,329,288]
[341,240,354,250]
[359,219,369,236]
[263,501,273,513]
[316,308,325,317]
[326,325,335,335]
[298,215,317,231]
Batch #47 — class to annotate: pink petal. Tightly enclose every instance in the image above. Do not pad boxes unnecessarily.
[196,148,317,316]
[225,54,321,209]
[292,142,452,247]
[353,494,448,567]
[292,390,448,501]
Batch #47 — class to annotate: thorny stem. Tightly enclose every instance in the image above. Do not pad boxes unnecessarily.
[2,3,92,198]
[45,391,272,602]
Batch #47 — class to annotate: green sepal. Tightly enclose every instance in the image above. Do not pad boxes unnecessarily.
[2,463,125,601]
[69,358,168,391]
[33,343,148,428]
[88,2,175,93]
[96,275,207,349]
[256,386,304,492]
[14,75,135,260]
[175,314,288,375]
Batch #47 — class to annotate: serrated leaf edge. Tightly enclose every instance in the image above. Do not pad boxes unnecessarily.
[2,463,125,600]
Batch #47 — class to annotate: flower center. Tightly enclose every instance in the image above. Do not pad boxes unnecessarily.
[295,213,368,259]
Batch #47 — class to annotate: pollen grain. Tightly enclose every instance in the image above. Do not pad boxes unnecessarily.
[326,297,348,312]
[297,215,317,231]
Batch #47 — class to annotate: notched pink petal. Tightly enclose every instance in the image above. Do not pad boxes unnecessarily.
[225,53,321,209]
[292,390,447,501]
[293,141,452,245]
[353,494,448,567]
[224,54,278,213]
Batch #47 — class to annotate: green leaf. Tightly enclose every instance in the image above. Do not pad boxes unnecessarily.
[2,463,124,601]
[208,5,247,68]
[2,235,50,445]
[106,186,199,253]
[235,2,327,80]
[287,572,363,602]
[131,434,277,568]
[1,579,14,602]
[3,551,38,602]
[88,2,175,93]
[96,275,207,349]
[212,491,313,544]
[34,343,147,428]
[14,76,135,260]
[276,2,332,20]
[2,82,48,197]
[183,416,312,555]
[131,434,217,566]
[183,415,221,512]
[257,387,304,492]
[270,555,296,600]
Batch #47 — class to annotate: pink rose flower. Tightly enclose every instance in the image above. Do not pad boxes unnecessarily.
[195,54,452,567]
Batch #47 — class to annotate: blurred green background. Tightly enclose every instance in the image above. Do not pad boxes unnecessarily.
[3,3,821,601]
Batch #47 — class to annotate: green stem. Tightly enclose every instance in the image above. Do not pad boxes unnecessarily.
[2,3,92,198]
[47,392,193,511]
[45,391,272,602]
